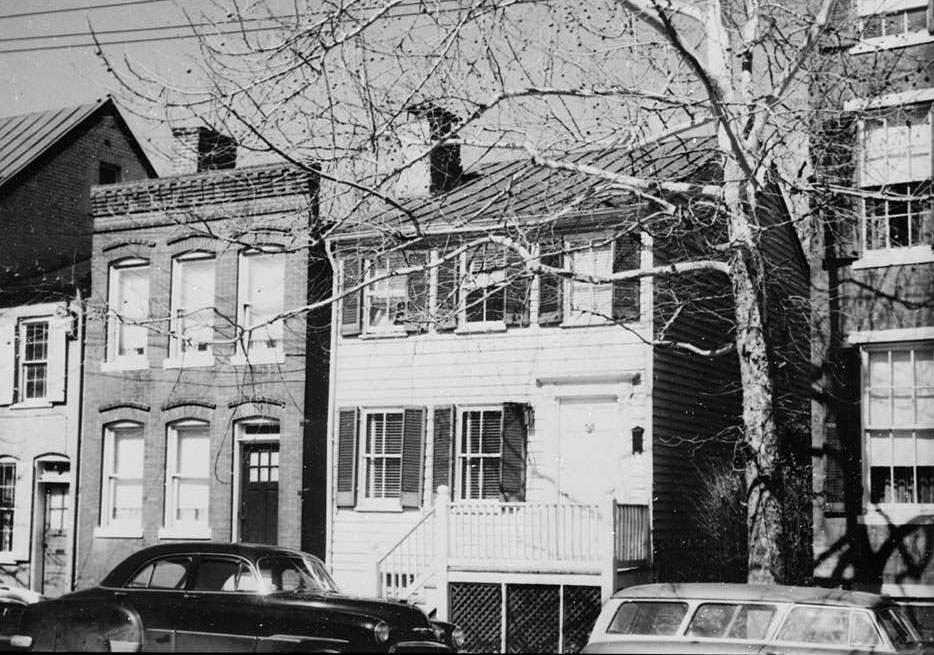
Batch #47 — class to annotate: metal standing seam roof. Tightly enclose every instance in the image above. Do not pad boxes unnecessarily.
[0,98,111,189]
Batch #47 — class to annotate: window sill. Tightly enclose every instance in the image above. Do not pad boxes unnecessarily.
[163,353,214,369]
[230,350,285,366]
[94,525,143,539]
[850,32,934,54]
[860,504,934,525]
[359,330,409,340]
[454,322,507,335]
[158,525,212,540]
[0,553,25,565]
[9,400,52,410]
[100,358,150,373]
[354,501,404,513]
[852,246,934,270]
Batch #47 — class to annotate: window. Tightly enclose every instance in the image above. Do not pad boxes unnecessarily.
[463,244,508,325]
[776,607,881,649]
[457,409,503,500]
[126,556,191,589]
[860,6,928,40]
[107,260,149,363]
[101,423,144,531]
[237,250,285,361]
[256,555,337,593]
[865,345,934,505]
[0,461,15,552]
[16,319,48,401]
[607,601,688,636]
[685,603,776,640]
[859,105,933,253]
[365,256,409,332]
[170,253,215,363]
[98,162,121,185]
[164,422,210,535]
[190,557,243,592]
[567,241,613,323]
[361,411,403,500]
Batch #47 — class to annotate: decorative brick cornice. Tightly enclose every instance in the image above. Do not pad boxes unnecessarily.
[227,396,286,409]
[99,401,151,413]
[161,399,217,412]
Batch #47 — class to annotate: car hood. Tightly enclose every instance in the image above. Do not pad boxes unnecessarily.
[274,590,434,629]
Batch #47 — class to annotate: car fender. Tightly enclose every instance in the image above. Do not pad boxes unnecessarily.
[17,600,143,652]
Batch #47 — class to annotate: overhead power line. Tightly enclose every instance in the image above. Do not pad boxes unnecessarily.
[0,0,172,20]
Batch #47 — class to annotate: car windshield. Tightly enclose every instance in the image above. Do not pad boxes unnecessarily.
[877,606,922,649]
[256,555,338,594]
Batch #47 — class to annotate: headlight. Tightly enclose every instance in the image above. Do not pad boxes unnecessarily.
[450,626,466,649]
[373,620,390,644]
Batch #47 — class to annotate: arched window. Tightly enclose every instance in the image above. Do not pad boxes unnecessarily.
[236,248,285,364]
[168,252,215,366]
[107,258,150,364]
[100,422,144,533]
[162,420,211,538]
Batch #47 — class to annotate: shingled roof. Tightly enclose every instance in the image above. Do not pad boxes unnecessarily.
[0,97,156,189]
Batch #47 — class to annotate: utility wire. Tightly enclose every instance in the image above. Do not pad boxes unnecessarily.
[0,0,173,20]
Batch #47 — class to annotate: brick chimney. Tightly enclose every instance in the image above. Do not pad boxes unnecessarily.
[171,126,237,175]
[394,104,462,197]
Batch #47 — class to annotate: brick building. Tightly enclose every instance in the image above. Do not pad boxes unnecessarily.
[812,0,934,636]
[74,136,329,587]
[0,98,154,595]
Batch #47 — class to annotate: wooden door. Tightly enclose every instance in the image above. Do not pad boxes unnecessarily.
[557,397,622,506]
[41,484,69,597]
[239,444,279,545]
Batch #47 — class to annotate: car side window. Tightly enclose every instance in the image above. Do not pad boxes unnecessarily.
[685,603,776,640]
[220,561,260,593]
[607,601,688,636]
[125,557,191,589]
[775,606,850,645]
[191,557,253,592]
[849,611,882,649]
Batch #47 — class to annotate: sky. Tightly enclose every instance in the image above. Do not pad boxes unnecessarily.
[0,0,238,174]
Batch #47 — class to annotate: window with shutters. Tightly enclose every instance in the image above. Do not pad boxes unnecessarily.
[566,235,641,325]
[16,318,49,402]
[168,252,215,367]
[106,259,149,368]
[462,244,509,326]
[161,420,211,539]
[235,249,286,364]
[457,409,504,501]
[857,104,934,263]
[0,460,15,553]
[360,411,404,503]
[364,256,410,334]
[98,422,144,537]
[864,344,934,508]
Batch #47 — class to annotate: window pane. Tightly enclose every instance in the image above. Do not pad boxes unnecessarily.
[727,604,776,640]
[893,466,914,503]
[191,558,240,592]
[851,611,882,648]
[608,602,688,635]
[777,607,849,644]
[686,604,735,638]
[114,429,144,477]
[118,266,149,320]
[149,558,190,589]
[112,480,142,519]
[177,425,209,478]
[246,253,284,316]
[481,459,500,499]
[481,411,502,454]
[177,480,209,521]
[862,15,883,38]
[907,7,927,31]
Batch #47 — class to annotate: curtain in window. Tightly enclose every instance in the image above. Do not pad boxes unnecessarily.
[245,253,285,348]
[176,257,215,351]
[115,265,149,357]
[174,425,210,523]
[112,427,144,521]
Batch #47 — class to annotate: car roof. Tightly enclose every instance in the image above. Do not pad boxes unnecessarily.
[611,583,889,609]
[100,541,314,587]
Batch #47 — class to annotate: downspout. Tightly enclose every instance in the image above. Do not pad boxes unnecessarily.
[69,287,84,592]
[323,241,339,568]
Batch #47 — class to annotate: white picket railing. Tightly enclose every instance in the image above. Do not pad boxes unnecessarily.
[375,507,436,602]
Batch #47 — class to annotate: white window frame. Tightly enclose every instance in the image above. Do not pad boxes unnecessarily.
[166,252,215,369]
[160,420,212,540]
[455,406,504,502]
[356,409,405,511]
[458,246,509,332]
[0,459,16,555]
[853,0,933,51]
[363,256,409,336]
[104,259,150,371]
[96,422,144,539]
[862,342,934,521]
[16,317,49,403]
[233,248,286,366]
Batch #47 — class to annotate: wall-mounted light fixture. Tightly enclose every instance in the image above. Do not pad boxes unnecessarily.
[631,425,644,455]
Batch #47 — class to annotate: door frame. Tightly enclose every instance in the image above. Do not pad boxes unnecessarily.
[30,454,70,594]
[230,419,280,543]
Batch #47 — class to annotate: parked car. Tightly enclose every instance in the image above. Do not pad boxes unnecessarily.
[583,582,929,654]
[0,587,42,652]
[10,542,464,652]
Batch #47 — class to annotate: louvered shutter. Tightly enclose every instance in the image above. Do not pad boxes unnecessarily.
[823,421,844,507]
[820,116,860,261]
[340,257,362,337]
[400,408,426,508]
[928,0,934,34]
[404,252,429,334]
[46,315,70,403]
[0,322,13,405]
[435,255,458,331]
[612,234,641,322]
[504,246,531,327]
[432,405,455,499]
[538,240,564,326]
[499,402,529,502]
[336,408,359,507]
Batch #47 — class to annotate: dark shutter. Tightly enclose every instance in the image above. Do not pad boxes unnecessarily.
[505,246,531,327]
[538,240,564,326]
[436,254,458,331]
[404,252,429,334]
[336,408,358,507]
[819,116,860,262]
[340,257,362,336]
[928,0,934,35]
[612,234,641,322]
[823,420,844,506]
[500,402,529,502]
[432,405,455,499]
[400,408,426,508]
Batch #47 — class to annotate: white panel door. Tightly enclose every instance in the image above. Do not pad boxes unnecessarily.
[557,397,623,506]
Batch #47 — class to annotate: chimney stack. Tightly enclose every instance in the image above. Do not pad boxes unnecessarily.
[394,104,462,197]
[171,126,237,175]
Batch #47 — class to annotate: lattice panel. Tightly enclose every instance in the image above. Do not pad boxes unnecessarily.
[450,583,502,653]
[562,586,602,653]
[505,584,560,653]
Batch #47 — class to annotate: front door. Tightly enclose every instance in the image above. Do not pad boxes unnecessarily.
[557,397,623,506]
[41,484,69,597]
[239,443,279,545]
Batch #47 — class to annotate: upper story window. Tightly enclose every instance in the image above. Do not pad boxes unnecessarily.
[859,104,933,256]
[861,6,927,39]
[98,162,121,185]
[163,421,211,538]
[365,255,410,333]
[856,0,933,50]
[16,318,48,402]
[100,422,144,535]
[236,249,285,364]
[169,252,215,366]
[0,460,15,552]
[107,259,149,365]
[864,344,934,505]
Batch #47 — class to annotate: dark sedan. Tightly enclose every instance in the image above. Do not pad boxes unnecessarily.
[10,542,462,653]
